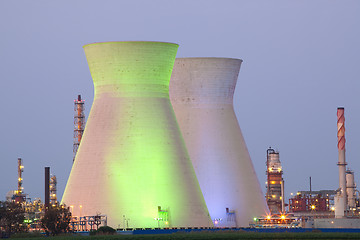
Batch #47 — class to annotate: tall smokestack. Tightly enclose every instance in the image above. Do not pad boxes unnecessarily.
[335,107,347,217]
[45,167,50,211]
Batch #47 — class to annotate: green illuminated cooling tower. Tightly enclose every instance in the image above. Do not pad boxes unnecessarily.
[62,42,213,228]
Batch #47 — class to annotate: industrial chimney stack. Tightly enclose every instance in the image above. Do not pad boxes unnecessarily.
[335,107,347,218]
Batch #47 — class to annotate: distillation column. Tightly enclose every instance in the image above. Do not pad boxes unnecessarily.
[62,42,212,228]
[266,148,285,214]
[17,158,23,195]
[169,58,269,227]
[346,170,356,210]
[14,158,25,203]
[50,175,57,207]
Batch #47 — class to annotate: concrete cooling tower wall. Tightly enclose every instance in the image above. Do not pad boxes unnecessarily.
[62,42,213,228]
[169,58,269,227]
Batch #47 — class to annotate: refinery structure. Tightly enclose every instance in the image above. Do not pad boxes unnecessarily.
[253,107,360,228]
[265,148,285,214]
[4,40,360,232]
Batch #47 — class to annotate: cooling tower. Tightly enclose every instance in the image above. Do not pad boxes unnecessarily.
[169,58,269,227]
[62,42,213,228]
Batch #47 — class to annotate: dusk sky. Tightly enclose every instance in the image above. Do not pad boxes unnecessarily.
[0,1,359,204]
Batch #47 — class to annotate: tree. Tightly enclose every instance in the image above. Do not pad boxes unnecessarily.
[89,226,116,236]
[41,204,72,236]
[0,201,26,236]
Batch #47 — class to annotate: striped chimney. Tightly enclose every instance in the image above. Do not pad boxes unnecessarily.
[337,107,345,150]
[337,107,347,214]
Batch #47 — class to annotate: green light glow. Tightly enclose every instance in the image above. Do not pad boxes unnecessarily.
[62,42,212,228]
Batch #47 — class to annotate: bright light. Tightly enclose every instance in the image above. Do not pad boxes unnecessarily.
[311,205,315,210]
[271,181,276,184]
[253,217,257,221]
[266,215,271,220]
[281,215,285,220]
[272,195,276,198]
[165,221,168,225]
[214,220,218,225]
[331,207,335,211]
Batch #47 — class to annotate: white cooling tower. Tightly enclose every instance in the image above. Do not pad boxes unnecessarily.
[169,58,269,227]
[62,42,213,229]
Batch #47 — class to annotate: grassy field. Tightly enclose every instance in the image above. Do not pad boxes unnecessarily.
[9,231,360,240]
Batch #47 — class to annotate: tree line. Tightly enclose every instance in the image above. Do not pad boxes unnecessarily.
[0,201,71,237]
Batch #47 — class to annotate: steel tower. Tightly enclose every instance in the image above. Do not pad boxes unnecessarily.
[73,95,85,163]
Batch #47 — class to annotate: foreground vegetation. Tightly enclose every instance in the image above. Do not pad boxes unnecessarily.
[8,231,360,239]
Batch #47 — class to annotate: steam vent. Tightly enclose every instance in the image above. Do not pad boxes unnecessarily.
[62,42,213,228]
[169,58,269,227]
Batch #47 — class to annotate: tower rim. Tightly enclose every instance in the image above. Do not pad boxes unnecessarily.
[175,57,243,62]
[83,41,179,48]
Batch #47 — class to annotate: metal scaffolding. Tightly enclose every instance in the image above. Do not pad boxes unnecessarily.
[17,158,24,195]
[50,175,57,207]
[73,95,85,163]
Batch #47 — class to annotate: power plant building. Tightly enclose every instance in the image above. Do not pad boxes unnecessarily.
[62,42,213,229]
[169,58,269,227]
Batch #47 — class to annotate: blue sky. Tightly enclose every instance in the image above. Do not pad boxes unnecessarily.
[0,0,359,204]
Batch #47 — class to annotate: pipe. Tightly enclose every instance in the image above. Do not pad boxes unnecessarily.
[281,179,285,213]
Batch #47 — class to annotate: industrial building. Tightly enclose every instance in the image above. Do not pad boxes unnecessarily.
[169,58,269,227]
[289,190,335,213]
[61,42,213,229]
